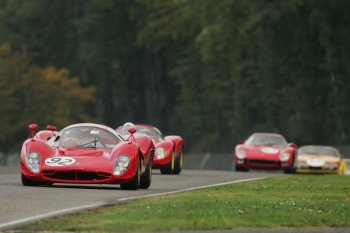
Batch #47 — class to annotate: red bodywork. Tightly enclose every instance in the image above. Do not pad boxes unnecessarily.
[116,123,184,174]
[234,133,297,172]
[21,123,154,189]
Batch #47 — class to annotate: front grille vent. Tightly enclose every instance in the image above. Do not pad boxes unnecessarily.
[42,170,112,181]
[248,160,277,166]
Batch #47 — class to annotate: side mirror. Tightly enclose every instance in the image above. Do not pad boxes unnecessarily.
[127,128,136,142]
[28,124,39,139]
[128,128,136,134]
[47,125,57,131]
[288,143,297,149]
[240,140,245,145]
[29,124,39,131]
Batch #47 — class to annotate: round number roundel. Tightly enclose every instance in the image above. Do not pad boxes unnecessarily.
[45,157,76,166]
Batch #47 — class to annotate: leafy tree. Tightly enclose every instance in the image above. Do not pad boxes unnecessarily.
[77,0,149,126]
[0,43,95,152]
[0,0,86,69]
[1,0,350,153]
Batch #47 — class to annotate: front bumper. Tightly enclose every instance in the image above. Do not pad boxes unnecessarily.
[295,167,339,174]
[152,151,173,168]
[235,158,292,170]
[21,162,136,185]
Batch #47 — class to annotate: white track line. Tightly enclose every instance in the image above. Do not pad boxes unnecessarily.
[199,152,211,169]
[117,177,265,202]
[0,177,264,231]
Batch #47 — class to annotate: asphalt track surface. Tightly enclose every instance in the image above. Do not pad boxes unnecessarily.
[0,166,349,233]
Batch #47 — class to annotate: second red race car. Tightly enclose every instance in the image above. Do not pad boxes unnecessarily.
[117,123,184,175]
[234,133,297,173]
[20,123,154,190]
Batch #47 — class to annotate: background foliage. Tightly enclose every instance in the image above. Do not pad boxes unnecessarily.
[0,0,349,153]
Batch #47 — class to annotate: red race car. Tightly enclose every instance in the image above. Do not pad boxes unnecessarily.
[117,123,184,175]
[21,123,154,190]
[234,133,297,173]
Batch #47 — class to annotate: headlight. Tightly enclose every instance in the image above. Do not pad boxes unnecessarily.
[324,162,338,170]
[296,160,306,168]
[155,148,166,159]
[114,155,130,176]
[236,149,246,159]
[26,152,41,174]
[280,151,290,161]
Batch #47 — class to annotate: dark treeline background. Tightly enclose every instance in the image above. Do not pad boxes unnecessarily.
[1,0,350,154]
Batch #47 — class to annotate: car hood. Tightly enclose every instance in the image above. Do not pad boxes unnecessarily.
[41,148,114,172]
[247,145,283,154]
[58,147,111,157]
[238,145,287,159]
[297,154,340,165]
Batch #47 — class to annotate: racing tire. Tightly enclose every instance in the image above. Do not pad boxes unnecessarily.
[21,174,40,186]
[338,161,346,175]
[160,153,175,175]
[172,151,183,175]
[120,162,140,190]
[284,167,295,174]
[235,166,249,172]
[140,159,152,189]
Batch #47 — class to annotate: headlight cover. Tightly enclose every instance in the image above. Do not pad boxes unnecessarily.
[26,152,41,174]
[324,162,338,170]
[296,160,306,168]
[236,149,246,159]
[155,148,166,159]
[114,155,131,176]
[280,151,290,161]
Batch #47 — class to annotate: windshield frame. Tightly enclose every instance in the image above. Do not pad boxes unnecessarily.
[49,124,123,149]
[298,146,340,157]
[245,133,288,147]
[134,125,163,140]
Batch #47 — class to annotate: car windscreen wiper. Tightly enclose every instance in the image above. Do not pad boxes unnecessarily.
[78,139,98,148]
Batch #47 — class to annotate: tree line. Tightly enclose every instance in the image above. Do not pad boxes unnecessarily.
[0,0,349,154]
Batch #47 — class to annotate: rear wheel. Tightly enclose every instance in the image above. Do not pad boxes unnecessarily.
[172,151,183,175]
[120,162,140,190]
[140,159,152,189]
[160,153,175,175]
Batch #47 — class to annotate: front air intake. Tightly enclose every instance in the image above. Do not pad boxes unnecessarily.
[43,170,112,181]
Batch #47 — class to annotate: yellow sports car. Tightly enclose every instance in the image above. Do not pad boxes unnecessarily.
[294,145,347,175]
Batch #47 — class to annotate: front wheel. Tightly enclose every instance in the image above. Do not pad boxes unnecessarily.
[21,174,40,186]
[120,163,140,190]
[160,153,175,175]
[338,161,346,175]
[284,167,295,174]
[235,166,249,172]
[172,151,183,175]
[140,159,152,189]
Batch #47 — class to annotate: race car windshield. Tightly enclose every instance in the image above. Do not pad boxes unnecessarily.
[116,125,162,140]
[246,134,287,146]
[134,126,163,140]
[49,126,121,148]
[298,146,340,157]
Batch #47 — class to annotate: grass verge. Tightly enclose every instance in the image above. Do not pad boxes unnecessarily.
[22,175,350,232]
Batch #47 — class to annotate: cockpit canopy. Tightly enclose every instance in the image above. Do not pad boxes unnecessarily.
[245,134,287,147]
[49,126,122,148]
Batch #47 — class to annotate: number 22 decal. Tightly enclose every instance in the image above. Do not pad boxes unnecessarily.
[45,157,75,166]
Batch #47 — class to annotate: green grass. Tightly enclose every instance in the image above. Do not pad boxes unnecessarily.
[23,175,350,232]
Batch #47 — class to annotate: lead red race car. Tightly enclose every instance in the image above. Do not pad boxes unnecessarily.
[20,123,154,190]
[234,133,297,173]
[116,123,184,175]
